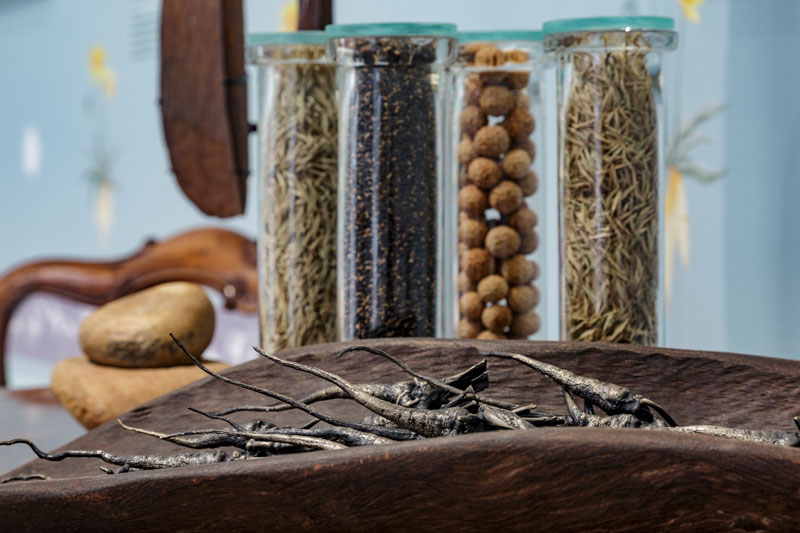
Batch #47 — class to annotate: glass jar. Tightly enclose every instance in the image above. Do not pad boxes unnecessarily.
[543,17,677,345]
[327,23,457,339]
[448,31,548,342]
[247,32,338,352]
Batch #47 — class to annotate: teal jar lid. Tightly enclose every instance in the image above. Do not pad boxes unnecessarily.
[325,23,457,38]
[458,30,543,43]
[246,31,328,46]
[543,16,674,35]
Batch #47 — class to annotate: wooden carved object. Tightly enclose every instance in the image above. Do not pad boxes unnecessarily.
[0,228,257,386]
[1,339,799,530]
[161,0,248,217]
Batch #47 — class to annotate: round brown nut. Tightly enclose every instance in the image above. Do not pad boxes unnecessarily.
[474,44,505,67]
[519,231,538,254]
[477,274,509,304]
[458,318,483,339]
[505,49,529,63]
[506,71,530,90]
[460,105,487,137]
[508,284,539,313]
[512,137,536,160]
[476,330,506,340]
[501,149,532,179]
[458,185,488,217]
[518,170,538,196]
[515,92,530,110]
[458,271,476,294]
[468,157,503,189]
[485,225,521,259]
[459,291,484,320]
[503,107,535,141]
[464,75,483,106]
[481,305,512,333]
[474,125,510,158]
[479,85,515,117]
[511,310,540,337]
[458,242,470,257]
[461,248,492,281]
[459,218,488,248]
[489,181,523,215]
[501,255,538,285]
[458,137,476,166]
[509,206,537,235]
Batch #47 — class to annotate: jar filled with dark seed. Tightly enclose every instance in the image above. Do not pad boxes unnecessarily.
[247,32,338,352]
[448,30,549,342]
[544,17,677,345]
[326,23,457,339]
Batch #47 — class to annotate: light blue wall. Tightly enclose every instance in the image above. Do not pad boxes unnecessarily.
[724,0,800,359]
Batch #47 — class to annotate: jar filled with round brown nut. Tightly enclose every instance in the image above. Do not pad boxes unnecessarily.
[447,30,548,341]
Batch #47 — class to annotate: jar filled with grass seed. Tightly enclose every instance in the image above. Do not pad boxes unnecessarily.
[326,23,457,339]
[543,17,677,345]
[247,32,338,352]
[448,30,548,342]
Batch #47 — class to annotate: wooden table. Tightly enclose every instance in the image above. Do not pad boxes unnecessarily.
[0,388,85,476]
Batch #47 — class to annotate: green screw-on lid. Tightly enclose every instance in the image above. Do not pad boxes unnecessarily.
[325,23,457,38]
[458,30,543,43]
[246,31,328,46]
[542,16,674,35]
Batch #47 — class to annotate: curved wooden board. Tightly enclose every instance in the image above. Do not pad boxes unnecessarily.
[161,0,248,217]
[2,339,800,530]
[0,227,258,385]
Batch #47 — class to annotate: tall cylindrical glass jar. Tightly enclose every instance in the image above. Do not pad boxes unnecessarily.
[247,33,338,352]
[448,31,547,342]
[544,17,677,345]
[327,23,457,339]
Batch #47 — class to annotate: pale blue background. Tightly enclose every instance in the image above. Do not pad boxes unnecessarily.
[1,0,796,389]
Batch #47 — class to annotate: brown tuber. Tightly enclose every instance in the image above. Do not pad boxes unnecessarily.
[468,157,503,189]
[477,274,509,304]
[489,181,523,215]
[479,85,515,117]
[460,105,488,137]
[458,185,488,217]
[481,305,512,333]
[501,149,532,179]
[459,292,484,320]
[511,310,540,337]
[511,137,536,160]
[464,75,483,106]
[485,225,520,259]
[501,255,538,285]
[461,248,493,281]
[474,44,505,67]
[474,125,510,158]
[507,284,539,313]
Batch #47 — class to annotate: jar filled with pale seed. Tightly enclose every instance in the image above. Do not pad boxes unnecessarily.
[247,32,337,352]
[543,17,677,345]
[448,31,547,342]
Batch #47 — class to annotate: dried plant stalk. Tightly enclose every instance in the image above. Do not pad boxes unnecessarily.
[561,36,658,344]
[259,46,337,351]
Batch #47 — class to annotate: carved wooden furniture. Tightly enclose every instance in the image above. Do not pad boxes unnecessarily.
[2,339,798,530]
[0,228,257,386]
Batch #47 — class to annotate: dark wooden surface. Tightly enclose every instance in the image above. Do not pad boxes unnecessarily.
[1,339,799,530]
[0,227,258,385]
[161,0,248,217]
[0,388,84,476]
